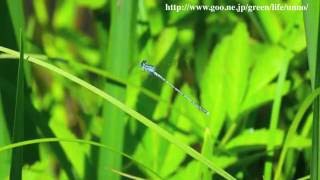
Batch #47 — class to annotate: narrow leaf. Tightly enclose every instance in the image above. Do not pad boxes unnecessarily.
[10,31,24,180]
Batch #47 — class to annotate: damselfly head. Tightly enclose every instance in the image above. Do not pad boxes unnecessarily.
[140,60,147,67]
[140,60,155,73]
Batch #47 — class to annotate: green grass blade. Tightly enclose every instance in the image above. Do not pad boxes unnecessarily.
[263,59,289,180]
[303,0,320,179]
[275,87,320,179]
[9,31,24,180]
[0,0,24,178]
[98,1,138,179]
[110,169,146,180]
[0,47,235,180]
[0,53,174,110]
[5,0,24,46]
[297,175,311,180]
[0,53,192,118]
[0,94,11,179]
[303,0,320,87]
[0,138,163,180]
[199,128,213,179]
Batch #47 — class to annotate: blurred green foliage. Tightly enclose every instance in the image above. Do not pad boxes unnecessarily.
[0,0,317,179]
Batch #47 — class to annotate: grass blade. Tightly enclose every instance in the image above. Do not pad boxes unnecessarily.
[263,59,289,179]
[98,1,137,179]
[199,128,213,179]
[9,31,24,180]
[0,138,163,180]
[303,0,320,179]
[5,0,24,46]
[297,175,311,180]
[0,46,236,180]
[0,0,24,178]
[0,94,11,179]
[275,87,320,179]
[0,53,191,118]
[110,169,147,180]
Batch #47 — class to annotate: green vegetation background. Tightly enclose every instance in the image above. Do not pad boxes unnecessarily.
[0,0,319,180]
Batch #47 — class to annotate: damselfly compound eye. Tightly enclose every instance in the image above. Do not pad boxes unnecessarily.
[140,60,147,67]
[140,60,155,73]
